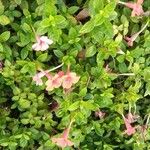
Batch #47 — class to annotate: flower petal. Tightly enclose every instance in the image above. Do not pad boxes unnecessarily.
[32,43,41,51]
[40,43,49,51]
[62,78,72,89]
[45,79,54,91]
[52,138,67,148]
[40,36,53,45]
[137,0,144,4]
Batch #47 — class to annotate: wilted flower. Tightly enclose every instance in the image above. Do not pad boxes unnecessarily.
[46,71,64,91]
[0,61,3,70]
[125,21,148,47]
[105,64,112,73]
[125,36,135,47]
[137,125,148,141]
[32,36,53,51]
[51,121,74,148]
[95,110,106,119]
[62,72,80,89]
[118,0,144,17]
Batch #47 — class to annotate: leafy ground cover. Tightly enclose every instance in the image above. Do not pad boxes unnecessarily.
[0,0,150,149]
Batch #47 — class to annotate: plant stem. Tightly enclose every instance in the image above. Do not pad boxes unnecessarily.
[137,20,149,35]
[118,1,126,5]
[30,25,37,38]
[146,115,150,126]
[117,73,135,76]
[48,63,64,72]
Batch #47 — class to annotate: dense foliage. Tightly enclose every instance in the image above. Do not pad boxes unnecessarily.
[0,0,150,149]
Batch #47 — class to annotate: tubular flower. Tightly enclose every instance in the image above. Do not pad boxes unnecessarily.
[51,122,74,148]
[32,36,53,51]
[32,71,48,86]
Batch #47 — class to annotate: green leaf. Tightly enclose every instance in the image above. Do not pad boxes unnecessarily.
[118,63,128,73]
[8,142,17,150]
[44,140,53,147]
[86,45,97,57]
[68,101,80,111]
[40,18,50,28]
[14,134,22,139]
[79,20,95,34]
[103,144,113,150]
[94,2,116,27]
[0,31,10,42]
[68,27,78,40]
[115,33,123,43]
[12,10,22,17]
[0,43,3,52]
[81,101,96,110]
[19,99,31,109]
[28,63,36,75]
[20,64,29,74]
[21,119,29,125]
[0,0,4,15]
[37,53,48,62]
[0,15,10,25]
[20,137,28,148]
[89,0,104,16]
[54,15,67,29]
[93,122,104,136]
[21,47,29,59]
[53,50,64,58]
[44,0,57,16]
[103,21,113,38]
[17,32,30,47]
[14,0,21,5]
[21,62,36,75]
[0,142,8,147]
[144,83,150,96]
[36,0,44,5]
[94,13,105,26]
[79,87,87,97]
[68,6,79,14]
[95,96,113,108]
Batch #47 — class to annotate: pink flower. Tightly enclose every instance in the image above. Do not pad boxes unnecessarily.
[123,115,136,136]
[46,71,64,91]
[126,113,139,123]
[51,122,74,148]
[52,129,74,148]
[119,0,144,17]
[33,71,47,86]
[62,72,80,89]
[125,36,134,47]
[32,36,53,51]
[95,110,105,119]
[124,120,136,135]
